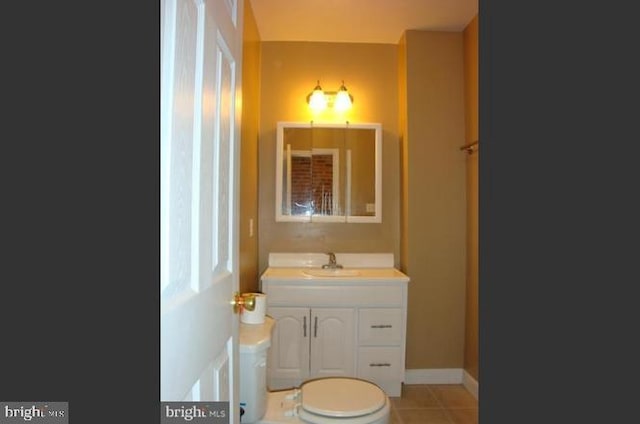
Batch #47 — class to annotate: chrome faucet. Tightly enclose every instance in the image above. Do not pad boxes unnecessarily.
[322,252,343,269]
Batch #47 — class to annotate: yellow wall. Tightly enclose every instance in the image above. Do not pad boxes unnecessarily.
[399,30,467,369]
[239,0,261,293]
[257,42,401,273]
[463,15,479,381]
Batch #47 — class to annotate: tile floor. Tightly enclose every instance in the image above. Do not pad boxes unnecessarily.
[389,384,478,424]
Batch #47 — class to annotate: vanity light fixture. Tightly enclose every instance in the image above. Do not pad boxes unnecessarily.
[306,80,354,112]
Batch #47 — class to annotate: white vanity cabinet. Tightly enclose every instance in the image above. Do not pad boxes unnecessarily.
[260,256,409,397]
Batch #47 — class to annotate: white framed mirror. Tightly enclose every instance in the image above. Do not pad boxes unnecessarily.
[276,121,382,223]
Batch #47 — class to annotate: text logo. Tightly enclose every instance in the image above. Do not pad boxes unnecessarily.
[0,402,68,424]
[161,402,228,424]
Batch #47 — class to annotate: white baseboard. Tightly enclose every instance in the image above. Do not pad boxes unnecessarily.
[462,370,479,400]
[404,368,463,384]
[405,368,479,401]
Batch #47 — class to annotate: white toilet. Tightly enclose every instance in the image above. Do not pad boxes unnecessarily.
[239,316,390,424]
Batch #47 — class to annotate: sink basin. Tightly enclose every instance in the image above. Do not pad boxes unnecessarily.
[302,269,361,278]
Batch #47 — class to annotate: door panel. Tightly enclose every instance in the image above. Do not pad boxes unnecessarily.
[310,308,355,378]
[267,307,310,383]
[161,1,243,421]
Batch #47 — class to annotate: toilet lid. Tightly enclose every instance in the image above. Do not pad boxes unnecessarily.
[300,378,386,418]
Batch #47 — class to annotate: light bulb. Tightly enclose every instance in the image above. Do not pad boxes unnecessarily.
[334,82,352,112]
[308,81,327,111]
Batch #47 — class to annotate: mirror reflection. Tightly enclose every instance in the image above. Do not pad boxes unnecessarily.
[276,122,382,223]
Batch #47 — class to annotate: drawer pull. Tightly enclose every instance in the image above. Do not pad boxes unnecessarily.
[369,363,392,367]
[370,324,393,329]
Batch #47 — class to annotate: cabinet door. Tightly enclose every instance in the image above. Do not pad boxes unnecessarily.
[267,307,310,388]
[310,308,356,378]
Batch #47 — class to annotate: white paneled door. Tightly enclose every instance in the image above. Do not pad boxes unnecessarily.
[160,0,243,422]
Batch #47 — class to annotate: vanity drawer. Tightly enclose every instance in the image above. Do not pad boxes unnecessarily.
[358,309,402,346]
[357,347,402,381]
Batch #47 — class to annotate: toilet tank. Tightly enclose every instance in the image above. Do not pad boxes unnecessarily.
[239,316,275,423]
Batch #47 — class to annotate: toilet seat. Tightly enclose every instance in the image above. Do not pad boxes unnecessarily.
[257,382,390,424]
[296,378,388,423]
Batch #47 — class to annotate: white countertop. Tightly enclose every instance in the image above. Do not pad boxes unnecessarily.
[260,267,409,283]
[267,252,396,268]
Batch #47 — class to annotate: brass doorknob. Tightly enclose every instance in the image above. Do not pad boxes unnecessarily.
[231,292,256,314]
